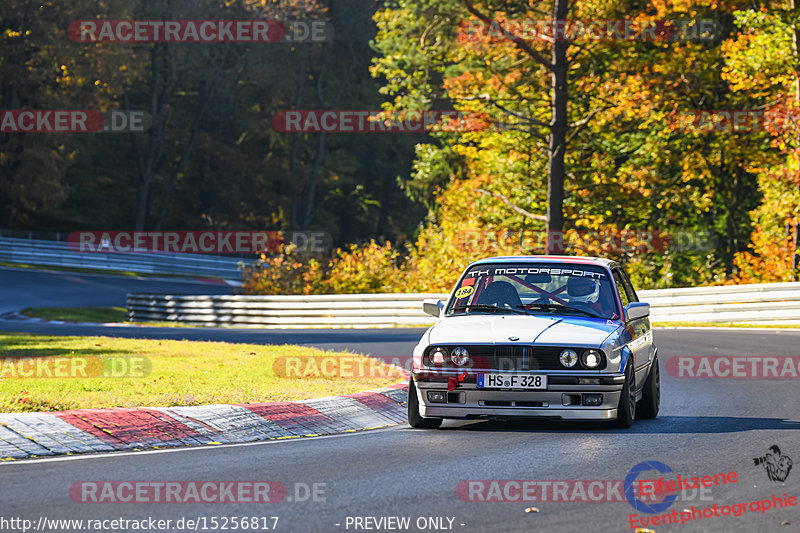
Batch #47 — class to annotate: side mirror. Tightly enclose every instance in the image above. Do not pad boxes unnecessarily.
[423,298,444,318]
[624,302,650,321]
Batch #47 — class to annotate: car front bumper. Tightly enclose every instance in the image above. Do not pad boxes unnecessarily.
[412,371,624,420]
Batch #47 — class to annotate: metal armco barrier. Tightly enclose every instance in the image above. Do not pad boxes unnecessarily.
[127,282,800,327]
[126,293,447,327]
[638,282,800,324]
[0,236,244,280]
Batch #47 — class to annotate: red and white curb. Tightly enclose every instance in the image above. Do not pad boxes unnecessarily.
[0,385,408,460]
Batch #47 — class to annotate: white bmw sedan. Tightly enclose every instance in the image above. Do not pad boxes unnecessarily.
[408,256,659,429]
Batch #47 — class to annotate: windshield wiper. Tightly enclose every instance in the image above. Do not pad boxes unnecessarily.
[451,304,526,315]
[518,303,603,319]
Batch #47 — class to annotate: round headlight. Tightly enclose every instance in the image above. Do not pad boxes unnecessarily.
[559,349,578,368]
[581,349,602,369]
[451,347,470,366]
[428,347,448,366]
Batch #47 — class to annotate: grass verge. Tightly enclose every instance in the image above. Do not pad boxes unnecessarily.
[21,307,129,323]
[18,306,432,328]
[0,332,405,412]
[19,307,192,327]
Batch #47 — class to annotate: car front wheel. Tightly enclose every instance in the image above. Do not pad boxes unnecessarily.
[407,379,442,429]
[614,362,636,428]
[638,356,660,419]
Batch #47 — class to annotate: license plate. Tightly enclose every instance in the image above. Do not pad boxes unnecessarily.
[477,373,547,389]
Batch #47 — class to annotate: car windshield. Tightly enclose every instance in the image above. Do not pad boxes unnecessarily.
[446,262,619,320]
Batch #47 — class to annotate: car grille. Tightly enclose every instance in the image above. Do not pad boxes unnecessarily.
[425,345,606,371]
[489,345,556,370]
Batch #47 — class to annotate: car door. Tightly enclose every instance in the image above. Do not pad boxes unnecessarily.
[612,267,652,387]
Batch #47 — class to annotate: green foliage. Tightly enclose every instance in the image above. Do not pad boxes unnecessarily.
[5,0,800,290]
[0,0,425,247]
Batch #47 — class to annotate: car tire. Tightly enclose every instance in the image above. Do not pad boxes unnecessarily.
[614,362,636,428]
[407,379,442,429]
[638,356,660,419]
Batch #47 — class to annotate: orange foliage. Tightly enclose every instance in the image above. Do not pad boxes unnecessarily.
[242,240,400,295]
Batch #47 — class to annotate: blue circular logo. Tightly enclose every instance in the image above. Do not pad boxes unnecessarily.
[624,460,677,513]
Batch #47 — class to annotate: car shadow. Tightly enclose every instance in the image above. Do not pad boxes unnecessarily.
[437,415,800,434]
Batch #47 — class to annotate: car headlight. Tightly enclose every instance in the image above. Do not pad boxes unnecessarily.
[451,347,470,366]
[581,349,602,369]
[559,349,578,368]
[427,347,448,366]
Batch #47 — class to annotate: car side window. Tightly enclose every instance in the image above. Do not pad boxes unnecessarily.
[619,268,639,302]
[612,269,630,307]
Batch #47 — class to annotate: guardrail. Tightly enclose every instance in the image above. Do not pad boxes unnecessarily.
[126,282,800,327]
[0,236,245,280]
[638,282,800,324]
[127,293,446,327]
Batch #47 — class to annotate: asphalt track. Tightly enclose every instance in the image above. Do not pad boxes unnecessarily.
[0,267,421,356]
[1,267,799,532]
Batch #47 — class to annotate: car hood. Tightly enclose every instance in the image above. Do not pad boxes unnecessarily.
[428,314,620,347]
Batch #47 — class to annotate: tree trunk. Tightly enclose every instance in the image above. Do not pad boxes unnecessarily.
[154,76,215,231]
[130,43,171,231]
[289,50,309,230]
[302,38,357,230]
[302,131,327,230]
[792,0,800,102]
[547,0,569,254]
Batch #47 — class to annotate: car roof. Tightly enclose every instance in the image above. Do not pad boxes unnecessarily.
[467,255,616,268]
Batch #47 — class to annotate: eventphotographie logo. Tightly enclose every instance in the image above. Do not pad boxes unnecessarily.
[625,461,678,514]
[753,445,793,483]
